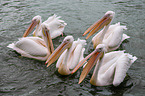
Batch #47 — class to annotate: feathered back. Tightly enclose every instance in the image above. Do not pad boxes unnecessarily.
[67,38,86,69]
[40,14,67,39]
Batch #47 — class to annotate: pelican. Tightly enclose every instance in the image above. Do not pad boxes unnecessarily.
[7,15,66,60]
[7,23,54,61]
[23,14,67,39]
[45,36,87,75]
[72,44,137,86]
[83,11,129,52]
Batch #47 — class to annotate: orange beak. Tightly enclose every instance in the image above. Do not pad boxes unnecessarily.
[42,27,54,54]
[23,20,38,37]
[45,40,72,67]
[71,48,103,84]
[83,14,112,39]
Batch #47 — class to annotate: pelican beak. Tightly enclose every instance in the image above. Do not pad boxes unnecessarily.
[72,48,103,84]
[42,27,54,54]
[45,40,72,67]
[83,14,112,39]
[23,20,38,37]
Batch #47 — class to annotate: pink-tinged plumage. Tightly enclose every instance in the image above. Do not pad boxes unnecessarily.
[7,15,67,60]
[83,11,130,52]
[45,36,87,75]
[7,24,54,61]
[72,44,137,86]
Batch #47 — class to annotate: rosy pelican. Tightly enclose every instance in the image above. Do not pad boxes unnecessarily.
[83,11,129,52]
[7,23,54,61]
[7,15,66,60]
[23,14,67,39]
[45,36,87,75]
[72,44,137,86]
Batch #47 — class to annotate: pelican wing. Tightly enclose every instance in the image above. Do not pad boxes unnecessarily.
[67,39,86,69]
[112,53,137,86]
[43,14,67,39]
[112,53,131,86]
[68,43,83,70]
[44,14,59,24]
[14,37,47,57]
[56,49,67,68]
[103,23,127,49]
[26,37,46,47]
[96,51,125,86]
[100,51,124,66]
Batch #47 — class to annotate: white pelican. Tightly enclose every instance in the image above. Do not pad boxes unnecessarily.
[7,23,54,61]
[7,15,66,60]
[72,44,137,86]
[83,11,129,52]
[45,36,87,75]
[23,14,67,39]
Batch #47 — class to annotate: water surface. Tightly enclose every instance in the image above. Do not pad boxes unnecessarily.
[0,0,145,96]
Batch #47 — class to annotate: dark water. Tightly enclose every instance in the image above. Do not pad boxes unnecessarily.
[0,0,145,96]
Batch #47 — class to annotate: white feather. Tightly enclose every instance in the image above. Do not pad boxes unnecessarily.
[56,49,67,68]
[90,50,137,86]
[92,21,129,52]
[56,37,86,75]
[38,14,67,39]
[7,37,49,61]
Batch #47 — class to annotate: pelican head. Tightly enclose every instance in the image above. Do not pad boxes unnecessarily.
[105,11,115,19]
[83,11,115,39]
[95,44,106,53]
[41,23,54,54]
[45,36,74,67]
[71,44,106,84]
[32,15,41,23]
[62,36,74,48]
[23,15,41,37]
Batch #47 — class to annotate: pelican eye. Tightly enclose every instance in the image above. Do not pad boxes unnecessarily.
[97,48,102,52]
[45,27,47,30]
[64,39,70,43]
[107,14,111,16]
[34,19,37,21]
[66,39,70,42]
[104,14,111,19]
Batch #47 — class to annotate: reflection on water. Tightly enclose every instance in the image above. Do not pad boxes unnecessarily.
[0,0,145,95]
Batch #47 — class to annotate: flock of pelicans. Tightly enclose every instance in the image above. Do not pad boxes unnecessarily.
[7,11,137,87]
